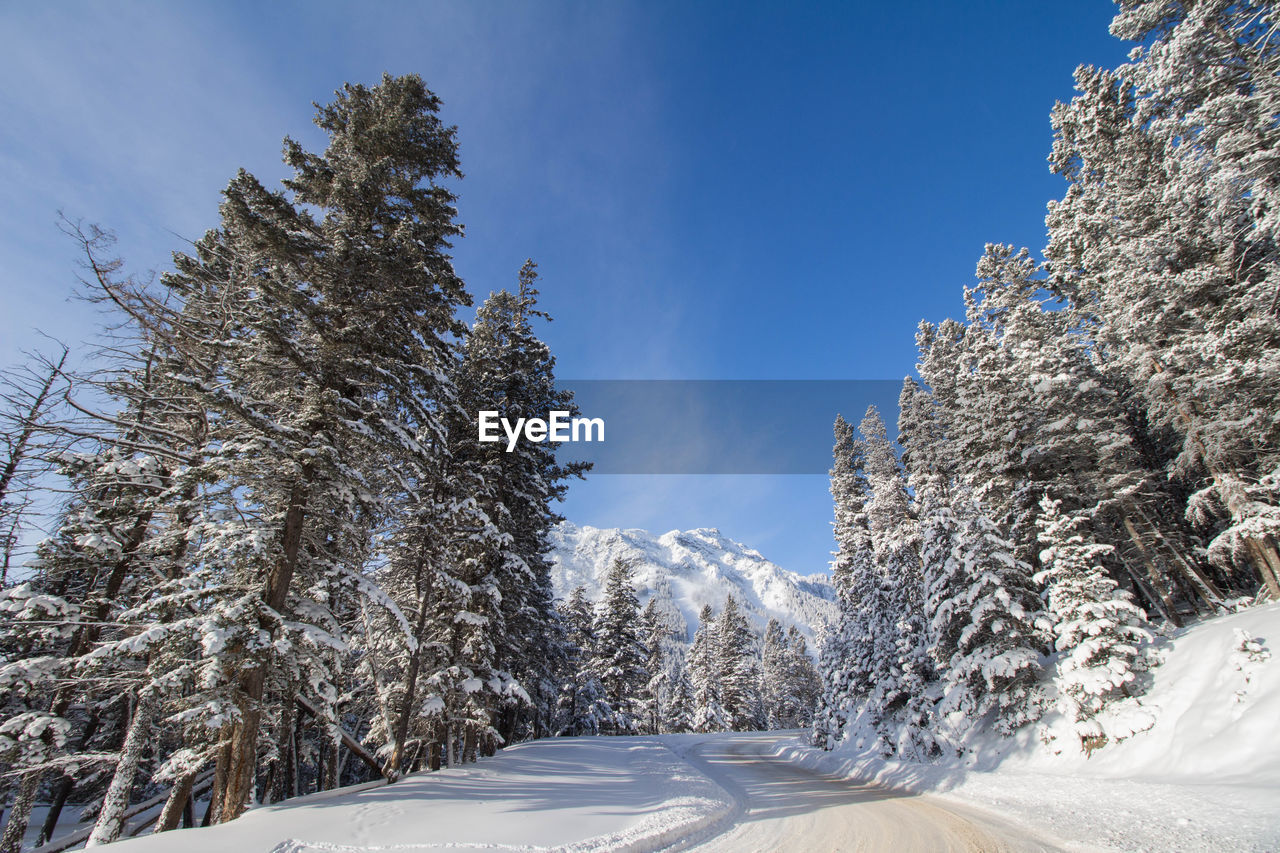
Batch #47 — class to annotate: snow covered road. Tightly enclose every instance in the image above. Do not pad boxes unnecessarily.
[673,732,1061,853]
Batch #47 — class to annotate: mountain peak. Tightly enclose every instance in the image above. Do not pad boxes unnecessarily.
[548,523,836,645]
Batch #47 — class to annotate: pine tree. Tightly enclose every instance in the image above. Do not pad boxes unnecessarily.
[148,74,473,820]
[922,492,965,687]
[664,669,695,734]
[638,600,669,734]
[760,619,790,729]
[812,415,874,749]
[688,604,728,733]
[1035,496,1154,747]
[899,376,962,662]
[828,415,869,603]
[590,559,648,734]
[556,587,607,736]
[716,596,762,731]
[784,626,822,728]
[450,261,587,747]
[860,406,933,756]
[761,620,821,730]
[937,493,1051,739]
[815,408,930,754]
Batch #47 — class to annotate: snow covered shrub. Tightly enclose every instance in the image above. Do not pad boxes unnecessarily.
[1230,628,1271,706]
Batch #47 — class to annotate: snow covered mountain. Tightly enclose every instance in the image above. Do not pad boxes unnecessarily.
[548,522,837,645]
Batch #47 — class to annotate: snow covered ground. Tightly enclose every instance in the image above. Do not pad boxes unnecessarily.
[774,601,1280,852]
[107,737,734,853]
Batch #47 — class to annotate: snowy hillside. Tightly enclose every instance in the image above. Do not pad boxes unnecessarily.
[776,602,1280,851]
[548,522,837,644]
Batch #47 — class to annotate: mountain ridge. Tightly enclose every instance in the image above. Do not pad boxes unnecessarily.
[548,522,837,646]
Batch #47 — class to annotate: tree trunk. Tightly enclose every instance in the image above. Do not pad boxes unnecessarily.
[217,474,309,822]
[87,691,155,847]
[37,705,103,845]
[315,736,328,793]
[323,730,340,791]
[1120,514,1182,625]
[268,695,297,804]
[292,709,303,798]
[463,724,477,764]
[388,599,430,777]
[218,667,265,820]
[153,768,198,835]
[0,771,42,853]
[336,739,352,784]
[38,775,74,847]
[1245,535,1280,600]
[207,728,232,826]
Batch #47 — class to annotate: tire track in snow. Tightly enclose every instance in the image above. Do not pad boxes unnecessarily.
[670,733,1063,853]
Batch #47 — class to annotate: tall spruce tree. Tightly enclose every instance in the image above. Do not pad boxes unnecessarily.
[450,261,586,747]
[556,586,607,736]
[761,620,820,730]
[153,74,473,820]
[638,599,669,735]
[716,596,762,732]
[812,415,874,748]
[590,560,648,734]
[860,406,932,755]
[688,604,728,733]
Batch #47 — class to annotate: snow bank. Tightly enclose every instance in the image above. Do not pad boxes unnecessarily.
[772,602,1280,852]
[107,737,732,853]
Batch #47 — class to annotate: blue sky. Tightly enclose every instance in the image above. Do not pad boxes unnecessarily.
[0,1,1132,576]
